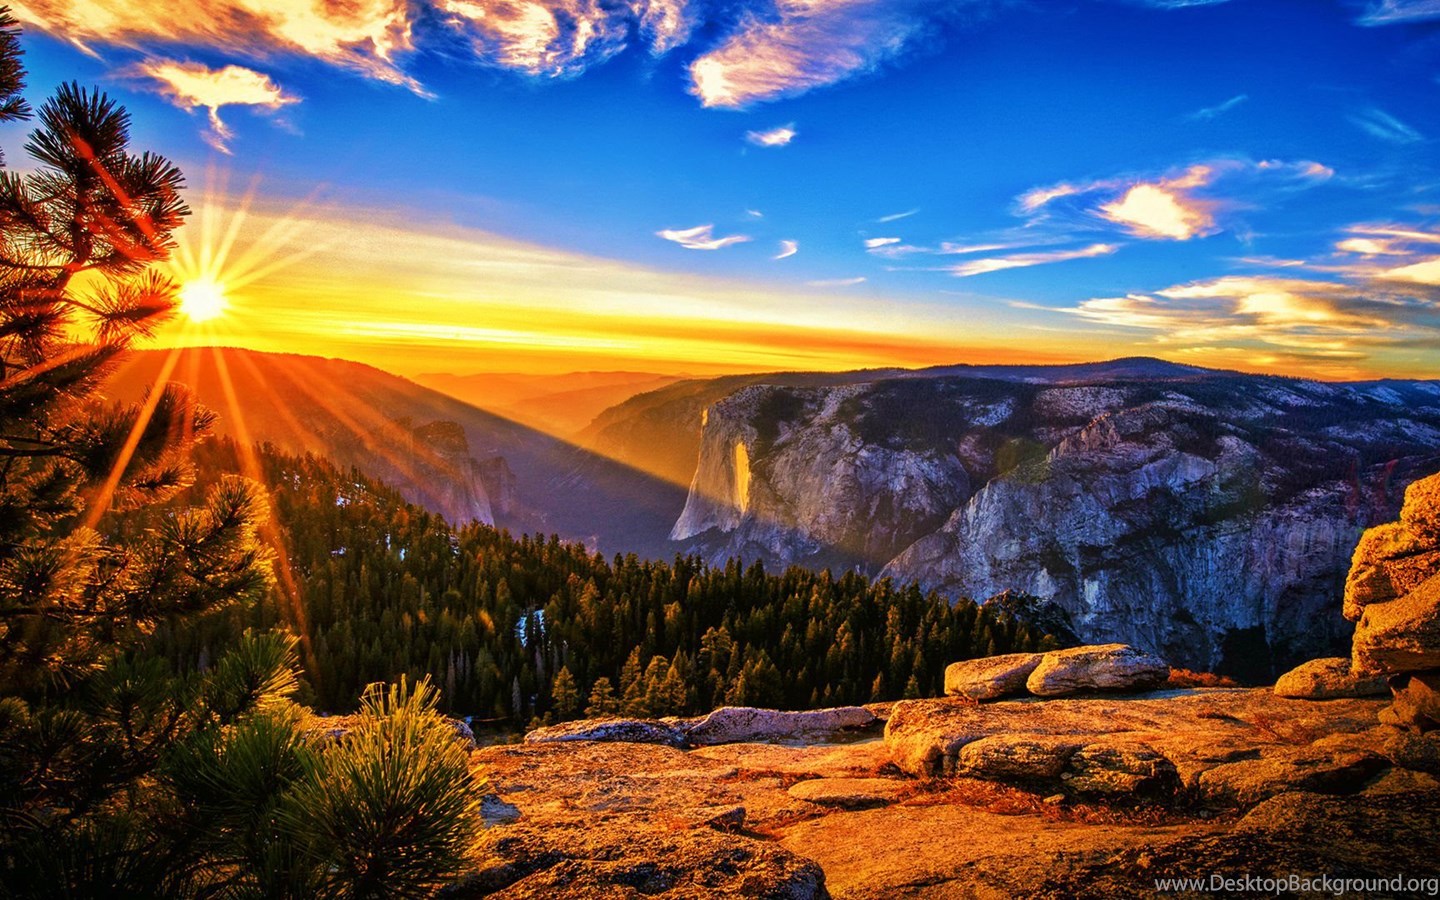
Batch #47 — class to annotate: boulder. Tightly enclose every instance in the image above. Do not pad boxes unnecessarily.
[1401,471,1440,545]
[1025,644,1170,697]
[1062,739,1178,798]
[944,653,1044,700]
[1389,671,1440,732]
[954,735,1082,781]
[1383,730,1440,774]
[1273,657,1389,699]
[1344,522,1426,621]
[786,777,909,809]
[1196,748,1387,807]
[1352,573,1440,675]
[684,706,877,746]
[523,718,689,748]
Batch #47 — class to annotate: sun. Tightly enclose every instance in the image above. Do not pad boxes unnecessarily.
[178,277,228,322]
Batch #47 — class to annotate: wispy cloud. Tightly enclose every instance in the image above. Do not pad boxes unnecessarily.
[746,123,797,147]
[1356,0,1440,25]
[877,208,919,223]
[1185,93,1247,121]
[774,239,799,259]
[14,0,423,89]
[128,59,298,153]
[1349,107,1424,144]
[1019,158,1332,241]
[807,276,867,287]
[951,243,1119,277]
[656,223,752,250]
[440,0,632,78]
[864,237,902,250]
[688,0,953,109]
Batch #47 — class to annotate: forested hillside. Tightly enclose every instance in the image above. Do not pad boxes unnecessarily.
[149,440,1065,726]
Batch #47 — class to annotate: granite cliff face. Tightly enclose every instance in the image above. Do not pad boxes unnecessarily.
[669,366,1440,677]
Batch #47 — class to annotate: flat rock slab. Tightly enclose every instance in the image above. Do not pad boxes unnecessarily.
[689,739,895,780]
[884,688,1388,804]
[1026,643,1170,697]
[524,718,689,748]
[786,777,911,809]
[685,705,879,746]
[1274,656,1388,699]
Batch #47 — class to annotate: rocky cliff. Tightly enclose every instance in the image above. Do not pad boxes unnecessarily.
[669,366,1440,677]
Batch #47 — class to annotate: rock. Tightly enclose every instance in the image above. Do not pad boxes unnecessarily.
[1196,748,1387,806]
[1062,739,1178,798]
[523,718,689,748]
[480,794,521,827]
[1362,768,1440,795]
[1344,522,1426,621]
[944,652,1044,700]
[1025,644,1170,697]
[1352,573,1440,675]
[690,805,746,832]
[954,735,1082,780]
[883,689,1389,792]
[1389,671,1440,732]
[1384,730,1440,774]
[684,706,877,746]
[455,821,828,899]
[1401,471,1440,545]
[1273,657,1389,699]
[786,777,909,809]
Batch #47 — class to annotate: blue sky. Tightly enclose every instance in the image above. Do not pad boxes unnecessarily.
[4,0,1439,378]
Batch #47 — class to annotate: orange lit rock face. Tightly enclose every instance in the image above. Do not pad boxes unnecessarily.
[1345,470,1440,732]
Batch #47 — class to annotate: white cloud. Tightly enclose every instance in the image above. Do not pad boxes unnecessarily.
[656,223,752,250]
[864,237,901,250]
[950,243,1118,277]
[14,0,422,89]
[129,59,298,153]
[877,208,919,223]
[774,239,799,259]
[807,276,866,287]
[688,0,947,109]
[746,123,797,147]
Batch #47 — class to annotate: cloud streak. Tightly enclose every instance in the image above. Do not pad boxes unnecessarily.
[656,223,751,250]
[951,243,1118,277]
[774,239,798,259]
[1185,93,1247,121]
[1356,0,1440,25]
[129,58,297,153]
[1349,107,1423,144]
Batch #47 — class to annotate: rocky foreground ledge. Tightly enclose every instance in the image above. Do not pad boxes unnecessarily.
[446,689,1440,899]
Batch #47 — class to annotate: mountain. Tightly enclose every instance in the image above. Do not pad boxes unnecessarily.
[415,370,683,437]
[104,348,687,558]
[648,361,1440,678]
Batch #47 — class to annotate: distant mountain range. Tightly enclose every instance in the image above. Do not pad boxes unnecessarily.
[111,348,1440,678]
[105,349,687,559]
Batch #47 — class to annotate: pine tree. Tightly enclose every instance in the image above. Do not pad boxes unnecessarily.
[550,665,579,720]
[585,676,619,717]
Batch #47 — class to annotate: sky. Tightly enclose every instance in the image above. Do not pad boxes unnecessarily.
[3,0,1440,379]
